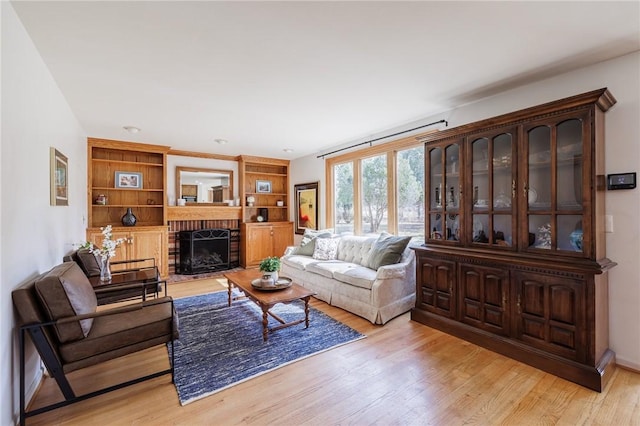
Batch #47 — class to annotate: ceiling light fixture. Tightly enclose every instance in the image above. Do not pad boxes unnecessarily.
[214,139,228,145]
[283,148,294,153]
[123,126,141,134]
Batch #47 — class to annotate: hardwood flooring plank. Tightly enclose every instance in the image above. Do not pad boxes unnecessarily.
[24,279,640,425]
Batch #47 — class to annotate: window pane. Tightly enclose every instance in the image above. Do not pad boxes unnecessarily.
[397,146,425,242]
[334,162,354,235]
[361,155,388,234]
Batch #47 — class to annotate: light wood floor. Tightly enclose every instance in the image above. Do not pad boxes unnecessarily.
[27,279,640,425]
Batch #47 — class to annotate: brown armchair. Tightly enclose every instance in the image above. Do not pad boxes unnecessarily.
[64,249,163,304]
[12,261,178,426]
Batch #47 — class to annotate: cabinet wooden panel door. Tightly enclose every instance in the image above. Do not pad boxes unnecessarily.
[128,228,166,275]
[271,222,294,258]
[459,263,510,335]
[416,255,456,318]
[514,271,586,362]
[241,222,294,268]
[86,226,168,277]
[244,225,274,266]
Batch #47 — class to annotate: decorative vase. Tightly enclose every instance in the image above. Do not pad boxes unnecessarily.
[263,270,279,283]
[100,256,112,282]
[260,274,275,287]
[121,207,137,226]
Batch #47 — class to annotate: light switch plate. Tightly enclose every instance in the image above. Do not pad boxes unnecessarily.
[605,215,614,233]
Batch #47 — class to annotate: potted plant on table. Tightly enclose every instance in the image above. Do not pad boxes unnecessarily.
[259,256,281,283]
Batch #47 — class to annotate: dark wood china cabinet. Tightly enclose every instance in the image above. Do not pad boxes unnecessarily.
[412,89,616,391]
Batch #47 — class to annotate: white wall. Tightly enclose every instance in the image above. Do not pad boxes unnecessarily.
[1,3,87,424]
[292,51,640,369]
[167,155,239,205]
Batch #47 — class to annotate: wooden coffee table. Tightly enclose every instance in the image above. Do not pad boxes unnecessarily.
[224,270,316,341]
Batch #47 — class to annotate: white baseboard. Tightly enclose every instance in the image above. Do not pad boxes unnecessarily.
[615,357,640,373]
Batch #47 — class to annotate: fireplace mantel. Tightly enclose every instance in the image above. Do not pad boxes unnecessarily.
[167,206,242,221]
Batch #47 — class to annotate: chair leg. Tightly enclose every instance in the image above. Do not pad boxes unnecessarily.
[20,328,26,426]
[171,340,175,383]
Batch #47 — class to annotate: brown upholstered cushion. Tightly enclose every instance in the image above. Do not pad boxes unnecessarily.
[59,297,176,371]
[75,248,101,277]
[34,262,97,343]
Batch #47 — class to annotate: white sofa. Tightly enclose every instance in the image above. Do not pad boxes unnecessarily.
[281,234,416,324]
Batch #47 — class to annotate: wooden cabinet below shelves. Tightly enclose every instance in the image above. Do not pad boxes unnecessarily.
[411,247,613,391]
[240,222,293,268]
[86,226,169,278]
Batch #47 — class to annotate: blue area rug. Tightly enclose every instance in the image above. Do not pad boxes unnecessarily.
[169,291,365,405]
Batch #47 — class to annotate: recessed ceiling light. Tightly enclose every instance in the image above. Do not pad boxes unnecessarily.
[283,148,294,153]
[123,126,141,134]
[214,139,228,145]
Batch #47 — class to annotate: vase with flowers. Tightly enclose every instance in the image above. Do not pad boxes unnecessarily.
[81,225,126,281]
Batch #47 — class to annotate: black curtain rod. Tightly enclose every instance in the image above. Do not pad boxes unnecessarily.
[317,119,448,159]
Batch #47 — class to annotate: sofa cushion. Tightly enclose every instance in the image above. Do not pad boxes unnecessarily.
[336,235,377,265]
[34,262,97,343]
[281,255,318,271]
[367,233,412,270]
[312,238,339,260]
[334,266,377,290]
[306,261,359,279]
[291,228,333,256]
[75,248,101,277]
[59,297,174,366]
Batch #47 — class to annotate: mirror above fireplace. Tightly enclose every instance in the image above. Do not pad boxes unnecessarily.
[176,166,234,204]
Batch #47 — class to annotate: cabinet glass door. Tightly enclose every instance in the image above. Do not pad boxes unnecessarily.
[469,130,515,248]
[524,115,588,255]
[427,142,461,243]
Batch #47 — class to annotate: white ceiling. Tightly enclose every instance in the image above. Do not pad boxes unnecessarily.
[11,1,640,160]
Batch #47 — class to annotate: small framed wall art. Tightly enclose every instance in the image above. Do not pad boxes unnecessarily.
[256,180,272,193]
[294,181,319,234]
[50,148,68,206]
[115,171,143,189]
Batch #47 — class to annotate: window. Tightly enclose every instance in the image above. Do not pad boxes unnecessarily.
[333,162,354,235]
[326,137,426,240]
[361,154,388,233]
[397,146,424,242]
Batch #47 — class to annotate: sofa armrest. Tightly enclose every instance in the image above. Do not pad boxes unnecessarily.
[374,249,415,279]
[375,262,407,280]
[283,246,297,256]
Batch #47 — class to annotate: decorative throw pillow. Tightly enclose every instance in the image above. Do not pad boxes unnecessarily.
[366,233,412,270]
[292,228,333,256]
[35,262,97,342]
[75,248,101,277]
[312,237,339,260]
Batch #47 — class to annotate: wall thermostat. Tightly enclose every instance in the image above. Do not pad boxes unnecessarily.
[607,172,636,190]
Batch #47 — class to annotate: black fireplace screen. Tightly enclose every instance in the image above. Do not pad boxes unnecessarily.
[178,229,230,274]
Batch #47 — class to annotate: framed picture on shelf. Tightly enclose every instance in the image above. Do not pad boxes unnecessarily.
[256,180,272,193]
[294,181,319,234]
[115,171,143,189]
[50,147,68,206]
